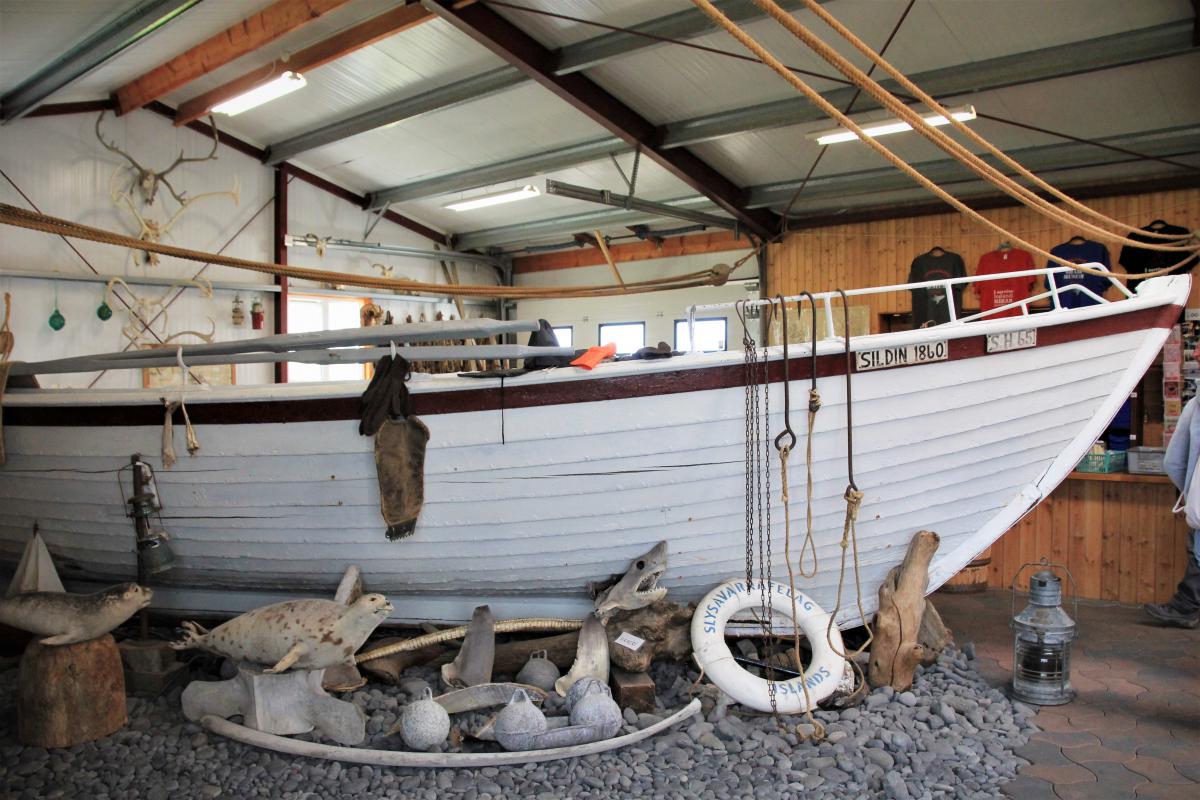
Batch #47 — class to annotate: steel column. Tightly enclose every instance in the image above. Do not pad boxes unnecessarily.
[273,166,289,384]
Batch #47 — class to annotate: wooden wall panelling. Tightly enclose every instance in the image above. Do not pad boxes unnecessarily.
[981,476,1190,605]
[1099,481,1121,601]
[768,187,1200,329]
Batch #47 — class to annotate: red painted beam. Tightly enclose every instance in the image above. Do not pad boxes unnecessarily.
[426,0,777,241]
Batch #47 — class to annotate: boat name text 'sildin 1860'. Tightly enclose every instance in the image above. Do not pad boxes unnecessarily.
[855,341,948,372]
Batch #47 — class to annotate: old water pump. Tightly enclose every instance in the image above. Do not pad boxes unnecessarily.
[1010,561,1077,706]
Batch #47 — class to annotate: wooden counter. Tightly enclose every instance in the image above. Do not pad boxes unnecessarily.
[983,470,1191,604]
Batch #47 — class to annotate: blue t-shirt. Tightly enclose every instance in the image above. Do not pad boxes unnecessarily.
[1044,240,1112,308]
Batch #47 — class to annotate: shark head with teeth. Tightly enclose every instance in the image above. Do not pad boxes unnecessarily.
[593,541,669,618]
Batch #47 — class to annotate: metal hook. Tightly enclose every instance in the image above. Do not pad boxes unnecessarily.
[773,294,797,452]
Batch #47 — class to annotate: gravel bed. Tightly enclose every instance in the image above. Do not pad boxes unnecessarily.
[0,644,1037,799]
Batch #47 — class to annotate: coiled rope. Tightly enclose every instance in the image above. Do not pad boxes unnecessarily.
[0,204,733,300]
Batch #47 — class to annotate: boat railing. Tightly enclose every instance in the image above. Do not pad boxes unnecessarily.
[686,263,1132,347]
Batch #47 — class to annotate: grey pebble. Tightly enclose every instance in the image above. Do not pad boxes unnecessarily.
[0,643,1032,800]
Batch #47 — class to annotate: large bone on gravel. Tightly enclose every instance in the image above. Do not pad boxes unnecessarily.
[441,605,495,688]
[554,613,608,697]
[868,530,940,691]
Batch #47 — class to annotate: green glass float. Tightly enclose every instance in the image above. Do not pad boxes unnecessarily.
[96,300,113,321]
[48,307,66,331]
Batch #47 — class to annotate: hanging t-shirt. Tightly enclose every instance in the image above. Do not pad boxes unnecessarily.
[976,247,1035,318]
[908,249,966,327]
[1044,239,1112,309]
[1119,220,1198,291]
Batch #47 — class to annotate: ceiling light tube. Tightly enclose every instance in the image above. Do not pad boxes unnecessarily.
[444,185,541,211]
[809,105,977,146]
[212,71,307,115]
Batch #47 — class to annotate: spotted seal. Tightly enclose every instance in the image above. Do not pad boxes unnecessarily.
[0,583,152,645]
[171,594,393,673]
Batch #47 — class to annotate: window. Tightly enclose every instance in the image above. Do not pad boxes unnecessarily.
[675,318,727,352]
[287,295,367,383]
[598,322,645,355]
[552,326,574,349]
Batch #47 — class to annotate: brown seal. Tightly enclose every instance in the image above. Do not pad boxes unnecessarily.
[0,583,152,645]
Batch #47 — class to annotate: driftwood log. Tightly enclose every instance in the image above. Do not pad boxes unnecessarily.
[605,600,694,673]
[358,640,446,684]
[917,599,953,666]
[868,530,940,691]
[18,634,126,747]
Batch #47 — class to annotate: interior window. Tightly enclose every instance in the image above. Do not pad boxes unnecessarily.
[598,322,645,355]
[675,318,728,352]
[287,295,368,383]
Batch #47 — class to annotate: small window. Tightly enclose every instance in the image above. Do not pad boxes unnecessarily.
[598,322,645,355]
[676,318,727,352]
[552,326,574,348]
[287,295,368,383]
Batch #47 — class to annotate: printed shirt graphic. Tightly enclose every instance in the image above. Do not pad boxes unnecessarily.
[976,248,1036,318]
[908,250,966,326]
[1044,240,1112,309]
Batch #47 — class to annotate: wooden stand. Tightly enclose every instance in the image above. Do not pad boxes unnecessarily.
[868,530,940,691]
[18,635,126,748]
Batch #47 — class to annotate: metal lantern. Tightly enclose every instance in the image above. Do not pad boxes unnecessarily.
[118,456,177,577]
[1010,560,1078,705]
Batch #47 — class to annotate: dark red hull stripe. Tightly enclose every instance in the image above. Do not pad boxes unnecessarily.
[3,304,1179,427]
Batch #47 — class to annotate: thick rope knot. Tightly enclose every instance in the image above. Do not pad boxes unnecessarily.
[778,444,791,503]
[808,388,821,413]
[844,486,864,516]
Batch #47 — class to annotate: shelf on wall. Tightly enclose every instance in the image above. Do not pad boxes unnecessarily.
[0,267,278,294]
[0,269,498,308]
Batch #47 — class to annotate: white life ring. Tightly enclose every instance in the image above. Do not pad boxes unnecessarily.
[691,579,846,713]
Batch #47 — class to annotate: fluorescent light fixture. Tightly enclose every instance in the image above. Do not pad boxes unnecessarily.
[809,105,976,146]
[445,185,541,212]
[212,71,306,115]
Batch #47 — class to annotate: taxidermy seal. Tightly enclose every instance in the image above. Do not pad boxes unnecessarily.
[0,583,152,645]
[171,594,393,673]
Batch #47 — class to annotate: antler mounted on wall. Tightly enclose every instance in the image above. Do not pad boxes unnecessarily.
[110,172,241,266]
[96,110,220,207]
[105,276,216,349]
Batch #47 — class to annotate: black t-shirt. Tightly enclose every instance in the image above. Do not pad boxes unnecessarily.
[908,250,966,326]
[1119,221,1197,291]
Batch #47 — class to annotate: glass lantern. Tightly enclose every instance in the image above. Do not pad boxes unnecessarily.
[1010,560,1077,705]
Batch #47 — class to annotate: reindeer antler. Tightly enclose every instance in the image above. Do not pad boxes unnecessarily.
[159,115,220,206]
[96,111,149,178]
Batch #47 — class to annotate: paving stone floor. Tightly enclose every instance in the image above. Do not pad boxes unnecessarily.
[936,589,1199,800]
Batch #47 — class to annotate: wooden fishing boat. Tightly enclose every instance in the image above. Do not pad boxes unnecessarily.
[0,270,1188,626]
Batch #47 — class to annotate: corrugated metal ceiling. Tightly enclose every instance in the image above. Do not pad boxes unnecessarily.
[0,0,1196,247]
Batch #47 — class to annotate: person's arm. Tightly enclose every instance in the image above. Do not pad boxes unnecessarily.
[1165,397,1196,491]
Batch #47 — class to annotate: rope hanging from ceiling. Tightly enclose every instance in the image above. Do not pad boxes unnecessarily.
[689,0,1200,280]
[0,203,734,300]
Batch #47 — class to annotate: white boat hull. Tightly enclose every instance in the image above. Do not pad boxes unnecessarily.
[0,277,1188,625]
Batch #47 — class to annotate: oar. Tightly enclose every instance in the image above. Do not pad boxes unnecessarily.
[9,344,575,376]
[96,319,541,362]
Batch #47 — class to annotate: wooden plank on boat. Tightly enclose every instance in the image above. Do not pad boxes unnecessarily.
[8,344,574,376]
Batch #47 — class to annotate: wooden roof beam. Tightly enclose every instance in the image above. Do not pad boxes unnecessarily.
[113,0,356,115]
[174,2,432,126]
